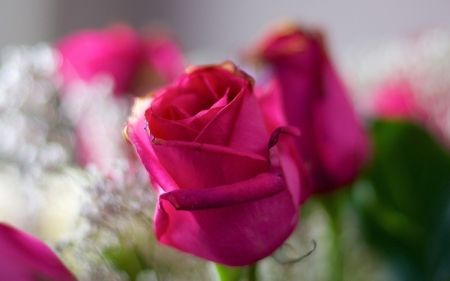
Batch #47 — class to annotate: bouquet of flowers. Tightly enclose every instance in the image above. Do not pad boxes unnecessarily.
[1,21,449,281]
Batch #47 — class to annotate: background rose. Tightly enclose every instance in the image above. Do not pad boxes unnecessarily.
[55,24,185,169]
[126,62,304,266]
[55,23,185,96]
[56,24,143,95]
[0,223,76,281]
[370,80,430,124]
[253,23,370,197]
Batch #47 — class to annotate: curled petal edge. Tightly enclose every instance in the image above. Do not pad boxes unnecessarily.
[159,125,300,211]
[160,172,284,210]
[269,126,300,149]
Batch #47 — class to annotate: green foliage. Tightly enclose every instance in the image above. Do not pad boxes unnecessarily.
[353,120,450,281]
[103,246,150,281]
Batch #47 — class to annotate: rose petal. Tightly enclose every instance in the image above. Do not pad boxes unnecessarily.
[194,84,251,146]
[257,80,289,131]
[0,223,76,281]
[152,138,268,189]
[153,127,301,266]
[152,88,213,120]
[255,25,370,194]
[160,172,284,210]
[313,60,370,187]
[127,104,180,192]
[126,62,306,267]
[154,188,297,266]
[178,67,244,102]
[180,107,223,132]
[227,93,271,157]
[147,109,199,141]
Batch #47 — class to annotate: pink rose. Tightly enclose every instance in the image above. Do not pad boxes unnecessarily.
[0,223,76,281]
[125,62,305,266]
[56,24,185,169]
[372,80,427,120]
[254,24,370,196]
[56,24,184,96]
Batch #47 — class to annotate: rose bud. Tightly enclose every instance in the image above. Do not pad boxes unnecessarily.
[0,223,76,281]
[252,23,370,196]
[125,61,306,266]
[55,24,184,96]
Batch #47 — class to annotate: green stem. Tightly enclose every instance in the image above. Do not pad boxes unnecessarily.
[247,263,257,281]
[329,210,344,281]
[214,263,244,281]
[320,192,345,281]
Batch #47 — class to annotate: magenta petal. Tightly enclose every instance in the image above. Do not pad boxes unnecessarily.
[127,62,306,266]
[147,109,199,141]
[256,25,370,194]
[154,189,297,266]
[153,129,301,266]
[152,88,213,120]
[127,104,180,192]
[257,80,290,131]
[160,172,284,210]
[227,93,271,157]
[152,138,268,189]
[0,223,76,281]
[372,80,427,120]
[56,24,143,94]
[268,126,300,149]
[313,61,370,188]
[180,106,223,132]
[194,84,251,146]
[178,67,245,102]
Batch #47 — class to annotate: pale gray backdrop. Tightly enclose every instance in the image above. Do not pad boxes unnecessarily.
[1,0,449,62]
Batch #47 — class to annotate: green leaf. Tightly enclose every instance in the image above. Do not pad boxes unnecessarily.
[354,120,450,280]
[368,120,450,226]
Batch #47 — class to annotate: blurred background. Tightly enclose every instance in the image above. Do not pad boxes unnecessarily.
[2,1,450,281]
[1,0,450,63]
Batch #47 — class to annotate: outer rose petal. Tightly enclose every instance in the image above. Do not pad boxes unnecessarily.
[126,96,180,192]
[257,81,313,203]
[0,223,76,281]
[155,188,297,266]
[152,139,268,190]
[313,60,370,187]
[159,172,285,210]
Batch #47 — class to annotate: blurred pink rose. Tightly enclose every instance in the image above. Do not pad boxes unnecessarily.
[126,62,305,266]
[55,24,185,169]
[372,80,428,120]
[253,24,370,196]
[0,223,76,281]
[56,24,184,96]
